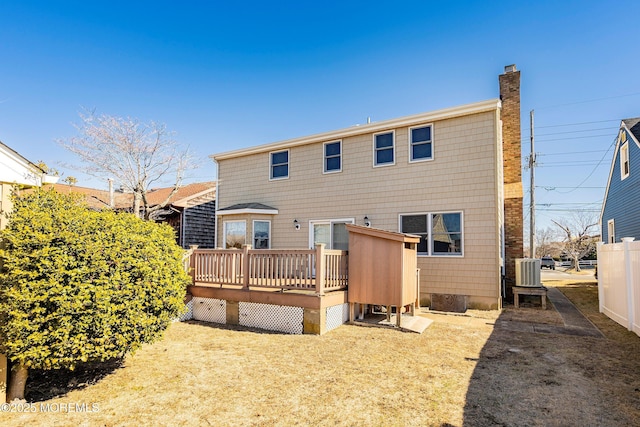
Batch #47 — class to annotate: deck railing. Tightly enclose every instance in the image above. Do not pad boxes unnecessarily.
[189,244,348,295]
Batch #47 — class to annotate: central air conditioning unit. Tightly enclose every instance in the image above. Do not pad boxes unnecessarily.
[515,258,542,287]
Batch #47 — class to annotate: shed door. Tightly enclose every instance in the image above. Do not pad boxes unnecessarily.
[310,219,353,250]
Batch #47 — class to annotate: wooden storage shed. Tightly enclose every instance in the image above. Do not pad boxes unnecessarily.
[345,224,420,327]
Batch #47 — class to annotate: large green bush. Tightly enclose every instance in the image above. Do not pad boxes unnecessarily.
[0,188,190,399]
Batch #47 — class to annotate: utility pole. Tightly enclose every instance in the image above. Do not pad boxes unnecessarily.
[529,110,536,258]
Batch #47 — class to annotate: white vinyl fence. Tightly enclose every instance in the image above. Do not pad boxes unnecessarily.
[597,238,640,336]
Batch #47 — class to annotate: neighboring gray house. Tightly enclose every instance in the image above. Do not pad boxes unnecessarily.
[601,118,640,243]
[148,182,217,248]
[48,181,217,248]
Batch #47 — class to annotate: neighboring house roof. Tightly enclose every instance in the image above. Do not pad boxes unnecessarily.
[211,99,501,161]
[46,183,131,210]
[622,118,640,142]
[0,141,58,186]
[145,181,216,208]
[216,202,278,215]
[45,181,216,211]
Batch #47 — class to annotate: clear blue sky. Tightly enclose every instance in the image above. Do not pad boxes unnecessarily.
[2,1,639,232]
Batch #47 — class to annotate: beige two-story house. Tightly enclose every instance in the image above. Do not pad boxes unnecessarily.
[211,66,523,310]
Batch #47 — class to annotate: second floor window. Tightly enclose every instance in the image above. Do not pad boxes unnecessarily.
[324,141,341,173]
[270,150,289,180]
[410,125,433,162]
[621,142,629,180]
[374,131,394,166]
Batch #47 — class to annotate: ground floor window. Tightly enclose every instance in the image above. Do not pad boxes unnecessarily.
[400,212,463,256]
[607,219,615,244]
[224,220,246,249]
[253,220,271,249]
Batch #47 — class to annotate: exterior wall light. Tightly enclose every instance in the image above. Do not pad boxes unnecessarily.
[364,216,371,227]
[294,219,300,230]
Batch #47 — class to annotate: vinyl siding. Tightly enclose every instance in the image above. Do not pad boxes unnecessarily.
[602,131,640,242]
[216,111,502,305]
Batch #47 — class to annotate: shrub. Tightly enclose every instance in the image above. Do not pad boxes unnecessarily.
[0,188,190,400]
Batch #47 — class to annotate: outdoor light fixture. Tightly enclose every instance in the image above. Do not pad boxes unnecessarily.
[294,219,300,230]
[364,216,371,227]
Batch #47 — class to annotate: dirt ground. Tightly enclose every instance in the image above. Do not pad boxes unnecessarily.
[1,279,639,426]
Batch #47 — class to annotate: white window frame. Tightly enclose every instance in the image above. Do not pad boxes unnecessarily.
[408,124,434,163]
[308,218,354,250]
[270,149,290,181]
[620,141,630,180]
[607,219,615,244]
[223,220,247,249]
[373,130,395,167]
[252,220,271,249]
[398,211,464,257]
[323,140,342,174]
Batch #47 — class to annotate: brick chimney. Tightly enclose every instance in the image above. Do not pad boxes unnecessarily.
[499,64,524,299]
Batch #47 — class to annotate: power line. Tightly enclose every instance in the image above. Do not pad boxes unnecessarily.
[534,91,640,110]
[537,208,601,212]
[539,201,602,205]
[548,136,617,194]
[540,160,607,165]
[537,186,605,190]
[538,150,609,156]
[535,119,620,129]
[534,126,617,137]
[535,133,613,143]
[537,163,603,168]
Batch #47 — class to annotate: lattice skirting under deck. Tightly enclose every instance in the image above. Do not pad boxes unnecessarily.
[192,297,227,324]
[325,303,349,332]
[177,299,194,322]
[239,302,304,334]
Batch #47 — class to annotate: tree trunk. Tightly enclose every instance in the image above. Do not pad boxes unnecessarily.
[7,363,28,402]
[133,191,142,219]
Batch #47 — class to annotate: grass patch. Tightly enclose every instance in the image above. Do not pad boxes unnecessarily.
[2,280,639,426]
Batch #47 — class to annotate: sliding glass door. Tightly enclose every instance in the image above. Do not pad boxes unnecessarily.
[310,219,353,250]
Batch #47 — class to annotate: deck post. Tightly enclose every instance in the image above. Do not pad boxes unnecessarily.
[415,268,421,310]
[242,244,252,289]
[315,243,326,296]
[189,246,198,284]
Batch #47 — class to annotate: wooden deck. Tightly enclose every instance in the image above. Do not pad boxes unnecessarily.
[188,244,348,296]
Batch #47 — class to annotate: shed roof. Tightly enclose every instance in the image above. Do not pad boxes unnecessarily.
[345,224,420,243]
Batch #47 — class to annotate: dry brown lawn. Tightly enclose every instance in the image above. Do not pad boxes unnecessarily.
[2,279,639,426]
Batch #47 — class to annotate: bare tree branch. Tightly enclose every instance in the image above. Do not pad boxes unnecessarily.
[59,110,195,219]
[551,211,599,271]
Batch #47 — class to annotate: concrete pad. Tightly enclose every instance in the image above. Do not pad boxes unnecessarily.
[380,315,433,333]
